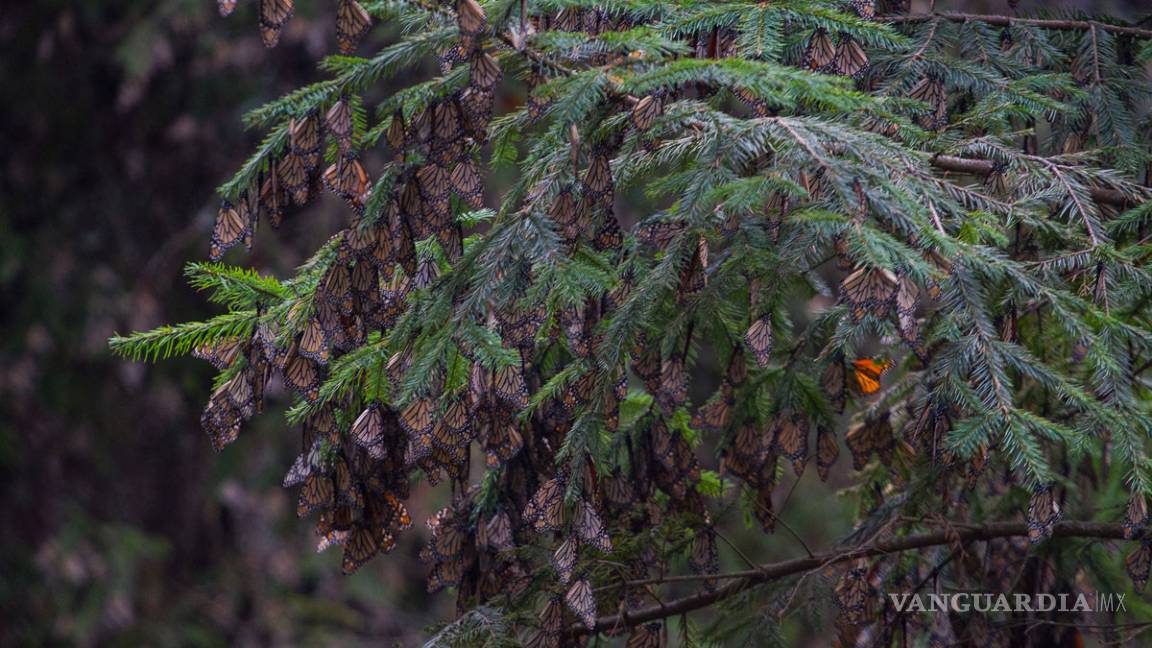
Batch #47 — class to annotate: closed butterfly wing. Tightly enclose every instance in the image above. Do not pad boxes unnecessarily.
[336,0,372,54]
[816,425,839,482]
[803,28,835,71]
[297,472,335,517]
[1126,541,1152,591]
[211,200,252,260]
[523,477,565,533]
[745,314,773,367]
[1026,484,1062,543]
[260,0,294,47]
[631,95,662,131]
[851,358,892,395]
[553,537,577,584]
[341,523,380,574]
[574,499,611,553]
[565,576,597,630]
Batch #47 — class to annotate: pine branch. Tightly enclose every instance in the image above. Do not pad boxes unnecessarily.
[882,13,1152,40]
[572,520,1131,636]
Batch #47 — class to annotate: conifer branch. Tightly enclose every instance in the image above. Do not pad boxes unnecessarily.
[881,13,1152,39]
[574,520,1130,636]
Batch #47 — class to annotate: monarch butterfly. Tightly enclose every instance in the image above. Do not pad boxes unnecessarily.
[283,351,321,401]
[803,28,836,72]
[850,358,892,396]
[583,154,613,203]
[831,34,869,79]
[336,0,372,55]
[538,595,565,637]
[384,111,406,154]
[752,484,776,533]
[283,442,320,488]
[689,527,719,591]
[430,522,466,563]
[908,73,947,131]
[656,354,688,414]
[332,455,360,506]
[574,499,612,553]
[723,425,763,487]
[834,564,876,624]
[298,317,329,364]
[484,510,514,551]
[565,576,597,630]
[895,275,920,344]
[845,412,894,470]
[732,85,770,116]
[351,404,383,452]
[320,262,354,315]
[636,218,687,249]
[323,155,371,212]
[297,472,335,517]
[850,0,875,19]
[260,0,294,48]
[259,168,288,227]
[692,392,732,433]
[745,314,773,368]
[626,623,662,648]
[449,159,484,209]
[772,415,809,476]
[277,148,311,204]
[399,398,435,440]
[1127,541,1152,591]
[678,237,708,296]
[816,425,839,482]
[373,491,412,531]
[458,86,495,139]
[601,471,636,509]
[340,524,379,574]
[211,200,253,261]
[524,477,566,533]
[821,359,847,414]
[484,422,523,469]
[217,0,237,17]
[325,97,354,150]
[192,336,245,370]
[1125,494,1149,540]
[441,399,473,443]
[470,51,501,89]
[841,266,898,321]
[289,114,321,171]
[1026,483,1062,543]
[631,95,662,131]
[432,100,462,144]
[494,363,529,410]
[457,0,487,35]
[553,537,577,584]
[500,306,545,350]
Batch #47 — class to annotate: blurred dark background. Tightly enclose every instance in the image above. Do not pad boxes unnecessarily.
[0,1,1146,646]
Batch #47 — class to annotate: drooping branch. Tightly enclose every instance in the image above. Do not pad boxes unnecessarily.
[930,154,1136,207]
[572,520,1128,636]
[881,12,1152,39]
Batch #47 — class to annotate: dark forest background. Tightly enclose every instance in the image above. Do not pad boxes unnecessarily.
[0,1,1146,645]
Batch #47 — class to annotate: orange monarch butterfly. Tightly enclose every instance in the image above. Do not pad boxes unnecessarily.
[351,404,384,451]
[631,94,662,131]
[1127,541,1152,591]
[500,306,545,350]
[432,101,462,143]
[552,537,577,584]
[210,200,252,261]
[192,336,245,370]
[283,350,321,401]
[282,442,321,488]
[626,623,662,648]
[484,422,523,469]
[689,527,719,581]
[560,306,590,358]
[574,499,612,553]
[259,0,294,48]
[752,484,776,533]
[341,224,375,259]
[298,316,329,364]
[845,412,894,470]
[636,218,687,249]
[803,28,836,72]
[1026,483,1062,543]
[831,33,869,79]
[656,354,688,414]
[457,0,487,34]
[332,455,359,506]
[484,510,514,551]
[384,111,406,152]
[745,314,773,368]
[336,0,372,55]
[834,563,876,624]
[297,472,335,517]
[816,425,839,482]
[277,148,311,204]
[841,266,898,321]
[470,51,501,89]
[565,576,597,630]
[441,399,473,442]
[538,595,565,637]
[323,155,371,212]
[851,0,875,19]
[340,524,380,574]
[692,392,733,433]
[319,262,354,315]
[259,167,288,227]
[400,397,436,439]
[1124,494,1148,540]
[851,358,892,395]
[583,154,614,203]
[821,359,848,413]
[217,0,237,17]
[732,85,770,116]
[678,237,708,296]
[908,73,947,131]
[524,476,566,533]
[450,159,484,208]
[458,86,494,136]
[601,470,636,509]
[772,415,809,476]
[289,113,321,171]
[215,370,255,418]
[325,97,354,150]
[494,362,529,410]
